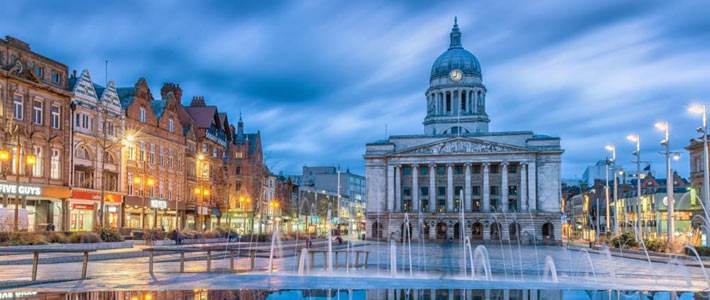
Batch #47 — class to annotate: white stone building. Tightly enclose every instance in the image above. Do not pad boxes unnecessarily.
[365,20,563,243]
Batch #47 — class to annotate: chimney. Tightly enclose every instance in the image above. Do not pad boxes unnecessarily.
[190,96,206,107]
[160,82,182,101]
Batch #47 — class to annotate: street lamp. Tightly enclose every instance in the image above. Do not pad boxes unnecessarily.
[605,144,616,236]
[689,103,710,247]
[655,121,675,243]
[626,133,643,240]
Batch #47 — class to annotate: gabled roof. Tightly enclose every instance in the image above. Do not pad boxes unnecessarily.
[184,106,218,129]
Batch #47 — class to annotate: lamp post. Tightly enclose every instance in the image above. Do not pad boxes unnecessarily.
[655,121,675,243]
[605,145,616,237]
[689,103,710,247]
[627,133,642,240]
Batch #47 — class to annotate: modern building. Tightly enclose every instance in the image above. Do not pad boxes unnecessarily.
[581,160,608,188]
[0,36,73,232]
[364,20,563,243]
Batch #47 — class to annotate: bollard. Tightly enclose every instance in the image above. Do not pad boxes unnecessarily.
[81,251,89,279]
[31,252,39,281]
[148,250,154,275]
[179,252,185,273]
[207,250,212,272]
[364,251,369,269]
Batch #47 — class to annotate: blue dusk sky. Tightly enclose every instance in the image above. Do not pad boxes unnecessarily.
[3,1,710,180]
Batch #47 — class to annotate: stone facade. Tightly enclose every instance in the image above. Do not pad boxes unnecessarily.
[365,21,563,243]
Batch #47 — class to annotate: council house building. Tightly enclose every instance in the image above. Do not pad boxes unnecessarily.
[365,19,563,243]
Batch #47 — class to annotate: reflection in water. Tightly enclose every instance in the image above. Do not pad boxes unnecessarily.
[13,289,704,300]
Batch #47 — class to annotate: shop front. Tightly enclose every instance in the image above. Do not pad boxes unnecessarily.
[0,182,70,232]
[69,190,123,231]
[196,205,210,231]
[122,196,181,231]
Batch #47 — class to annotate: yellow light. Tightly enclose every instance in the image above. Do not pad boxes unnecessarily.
[203,190,210,196]
[125,134,136,143]
[197,154,205,160]
[144,294,153,300]
[626,134,639,143]
[134,177,142,184]
[689,104,705,115]
[194,188,201,195]
[25,154,36,165]
[274,202,280,208]
[654,121,668,131]
[0,149,10,161]
[130,296,139,300]
[147,178,155,186]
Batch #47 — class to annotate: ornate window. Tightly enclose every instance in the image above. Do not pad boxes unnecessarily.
[32,100,43,125]
[168,118,175,132]
[32,146,43,177]
[75,146,91,160]
[50,105,60,129]
[13,95,23,120]
[50,149,61,179]
[139,107,146,123]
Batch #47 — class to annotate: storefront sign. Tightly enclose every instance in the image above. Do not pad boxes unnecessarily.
[72,203,95,210]
[107,206,118,213]
[198,206,209,216]
[150,199,168,209]
[71,190,122,203]
[0,183,41,196]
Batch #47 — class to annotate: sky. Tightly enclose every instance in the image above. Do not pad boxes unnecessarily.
[3,0,710,180]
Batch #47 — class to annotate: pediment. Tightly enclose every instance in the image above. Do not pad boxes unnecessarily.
[395,137,528,155]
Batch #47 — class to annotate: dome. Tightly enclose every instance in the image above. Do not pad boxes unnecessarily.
[430,18,482,81]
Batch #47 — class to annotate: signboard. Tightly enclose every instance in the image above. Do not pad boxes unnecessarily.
[107,206,118,213]
[71,190,122,203]
[72,203,95,210]
[0,183,41,196]
[150,199,168,209]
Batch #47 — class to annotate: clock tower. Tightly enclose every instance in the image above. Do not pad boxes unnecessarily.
[423,18,490,135]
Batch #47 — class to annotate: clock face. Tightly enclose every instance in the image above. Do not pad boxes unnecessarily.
[450,69,463,81]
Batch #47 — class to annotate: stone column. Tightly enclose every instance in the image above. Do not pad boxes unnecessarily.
[482,163,490,212]
[412,164,419,212]
[528,160,537,211]
[394,165,401,212]
[501,162,509,213]
[429,163,436,213]
[446,164,454,211]
[387,164,394,212]
[520,163,528,211]
[464,163,472,211]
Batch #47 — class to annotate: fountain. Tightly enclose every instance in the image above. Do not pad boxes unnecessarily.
[684,245,709,285]
[578,248,597,280]
[267,219,282,273]
[402,213,413,276]
[472,245,492,280]
[542,255,559,283]
[297,248,310,275]
[390,239,398,276]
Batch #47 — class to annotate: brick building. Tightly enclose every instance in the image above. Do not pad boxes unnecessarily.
[0,36,73,232]
[118,79,186,230]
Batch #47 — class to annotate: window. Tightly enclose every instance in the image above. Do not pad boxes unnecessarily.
[436,166,446,176]
[420,187,429,197]
[51,71,61,84]
[13,95,23,120]
[508,185,518,196]
[454,165,463,175]
[50,149,61,179]
[490,164,499,173]
[139,107,146,123]
[472,186,481,196]
[437,187,446,196]
[472,165,481,174]
[75,146,91,160]
[490,186,499,196]
[139,142,146,161]
[168,118,174,132]
[50,105,60,129]
[127,144,135,160]
[235,152,243,159]
[461,93,467,111]
[32,146,43,177]
[149,144,155,164]
[127,173,134,195]
[446,93,451,112]
[32,100,43,125]
[235,167,241,175]
[34,66,43,78]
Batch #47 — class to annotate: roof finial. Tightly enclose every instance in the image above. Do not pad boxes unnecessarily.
[449,17,462,49]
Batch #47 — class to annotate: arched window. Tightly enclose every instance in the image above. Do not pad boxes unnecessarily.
[104,151,116,164]
[75,145,92,160]
[471,222,483,240]
[542,223,554,240]
[509,223,520,241]
[372,221,383,239]
[436,222,447,240]
[490,222,501,240]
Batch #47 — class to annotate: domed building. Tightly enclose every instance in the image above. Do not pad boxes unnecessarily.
[365,19,563,243]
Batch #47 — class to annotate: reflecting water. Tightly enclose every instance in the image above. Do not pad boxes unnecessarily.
[5,289,706,300]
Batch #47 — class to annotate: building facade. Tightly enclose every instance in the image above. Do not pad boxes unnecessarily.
[364,21,563,243]
[68,69,124,231]
[0,36,73,232]
[119,79,186,231]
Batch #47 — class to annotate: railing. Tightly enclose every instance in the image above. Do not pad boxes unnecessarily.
[0,248,97,281]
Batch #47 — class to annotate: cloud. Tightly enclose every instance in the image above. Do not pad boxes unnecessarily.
[3,0,710,180]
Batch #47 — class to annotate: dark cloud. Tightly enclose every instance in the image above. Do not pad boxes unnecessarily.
[2,0,710,179]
